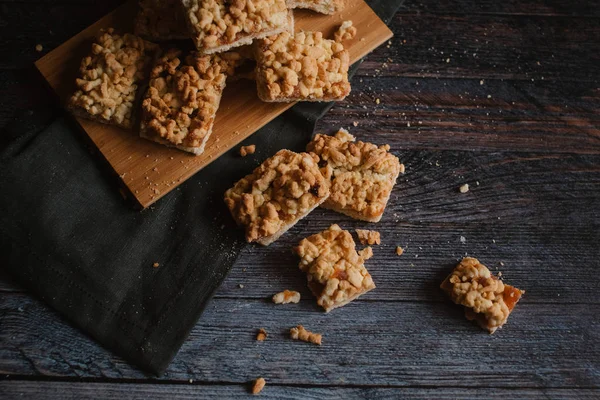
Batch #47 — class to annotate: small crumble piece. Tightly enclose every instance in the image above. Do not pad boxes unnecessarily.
[239,144,256,157]
[441,257,524,333]
[182,0,292,54]
[395,246,403,256]
[256,328,267,341]
[334,20,357,42]
[294,224,376,312]
[134,0,189,41]
[286,0,344,14]
[272,290,301,304]
[459,183,470,193]
[152,262,160,268]
[67,28,158,129]
[224,150,330,245]
[140,49,241,155]
[306,128,404,222]
[355,229,381,245]
[255,31,351,102]
[35,44,43,52]
[290,325,322,345]
[251,377,266,394]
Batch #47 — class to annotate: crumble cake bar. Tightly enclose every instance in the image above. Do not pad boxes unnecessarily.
[140,49,241,155]
[287,0,343,14]
[224,149,330,245]
[255,31,351,102]
[306,128,404,222]
[441,257,524,333]
[134,0,189,41]
[182,0,293,55]
[294,224,375,312]
[67,28,158,129]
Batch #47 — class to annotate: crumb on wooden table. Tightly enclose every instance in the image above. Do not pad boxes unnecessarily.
[251,377,266,394]
[395,246,404,256]
[256,328,267,341]
[290,325,322,345]
[239,144,256,157]
[459,183,470,193]
[356,229,381,245]
[272,290,301,304]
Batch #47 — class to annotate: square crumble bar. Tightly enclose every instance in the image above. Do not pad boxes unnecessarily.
[255,31,351,102]
[224,150,330,245]
[294,224,376,312]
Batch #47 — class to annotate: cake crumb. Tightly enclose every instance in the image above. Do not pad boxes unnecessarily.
[395,246,404,256]
[239,284,245,289]
[353,121,358,127]
[334,20,357,42]
[460,236,466,244]
[375,98,381,104]
[239,144,256,157]
[272,290,301,304]
[290,325,322,345]
[256,328,267,341]
[459,183,470,193]
[355,229,381,245]
[35,44,43,52]
[251,377,266,394]
[152,262,160,268]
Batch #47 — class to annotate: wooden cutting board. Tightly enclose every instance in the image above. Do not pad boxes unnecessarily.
[35,0,393,208]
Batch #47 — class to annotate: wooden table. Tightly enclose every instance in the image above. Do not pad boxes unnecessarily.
[1,0,599,398]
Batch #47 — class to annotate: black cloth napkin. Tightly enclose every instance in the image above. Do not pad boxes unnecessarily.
[0,0,403,375]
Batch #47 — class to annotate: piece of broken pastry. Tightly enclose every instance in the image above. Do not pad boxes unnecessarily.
[287,0,344,14]
[255,31,351,102]
[182,0,293,54]
[140,49,241,155]
[224,149,330,245]
[440,257,524,333]
[67,28,158,129]
[294,224,375,312]
[134,0,189,41]
[306,128,404,222]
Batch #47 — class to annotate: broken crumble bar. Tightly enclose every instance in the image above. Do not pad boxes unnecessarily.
[67,28,158,129]
[441,257,524,333]
[287,0,343,14]
[355,229,380,245]
[182,0,293,55]
[134,0,189,41]
[272,290,301,304]
[255,31,351,102]
[224,150,330,245]
[140,49,241,155]
[290,325,322,345]
[294,224,375,312]
[307,128,404,222]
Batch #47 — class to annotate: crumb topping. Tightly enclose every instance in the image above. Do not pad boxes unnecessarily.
[255,31,350,101]
[306,128,403,221]
[224,150,330,243]
[395,246,403,256]
[294,224,375,312]
[183,0,290,53]
[272,289,301,304]
[68,28,157,128]
[256,328,267,341]
[442,257,524,333]
[290,325,322,345]
[240,144,256,156]
[251,377,266,394]
[355,229,380,245]
[135,0,189,40]
[141,49,241,148]
[334,20,357,42]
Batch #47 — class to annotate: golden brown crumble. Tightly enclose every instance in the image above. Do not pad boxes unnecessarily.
[355,229,380,245]
[290,325,322,345]
[334,20,357,42]
[251,377,266,394]
[239,144,256,157]
[140,49,241,154]
[182,0,291,54]
[459,183,470,193]
[441,257,524,333]
[306,128,403,222]
[224,149,330,245]
[255,31,351,102]
[256,328,267,341]
[35,44,43,52]
[287,0,344,14]
[68,28,158,129]
[395,246,403,256]
[134,0,189,40]
[294,224,375,312]
[152,262,160,268]
[272,289,301,304]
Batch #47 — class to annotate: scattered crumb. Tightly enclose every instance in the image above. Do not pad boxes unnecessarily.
[290,325,322,345]
[460,236,466,244]
[334,20,357,42]
[395,246,404,256]
[480,79,484,85]
[353,121,358,127]
[239,144,256,157]
[272,290,301,304]
[487,94,492,99]
[459,183,470,193]
[251,377,266,395]
[189,379,193,383]
[375,98,381,104]
[355,229,381,245]
[152,262,160,268]
[239,284,245,289]
[35,44,43,52]
[256,328,267,341]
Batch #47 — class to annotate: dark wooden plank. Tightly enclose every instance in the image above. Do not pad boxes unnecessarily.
[1,381,599,399]
[2,293,599,386]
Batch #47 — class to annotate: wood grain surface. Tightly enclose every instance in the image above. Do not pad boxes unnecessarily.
[1,0,599,398]
[34,0,393,208]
